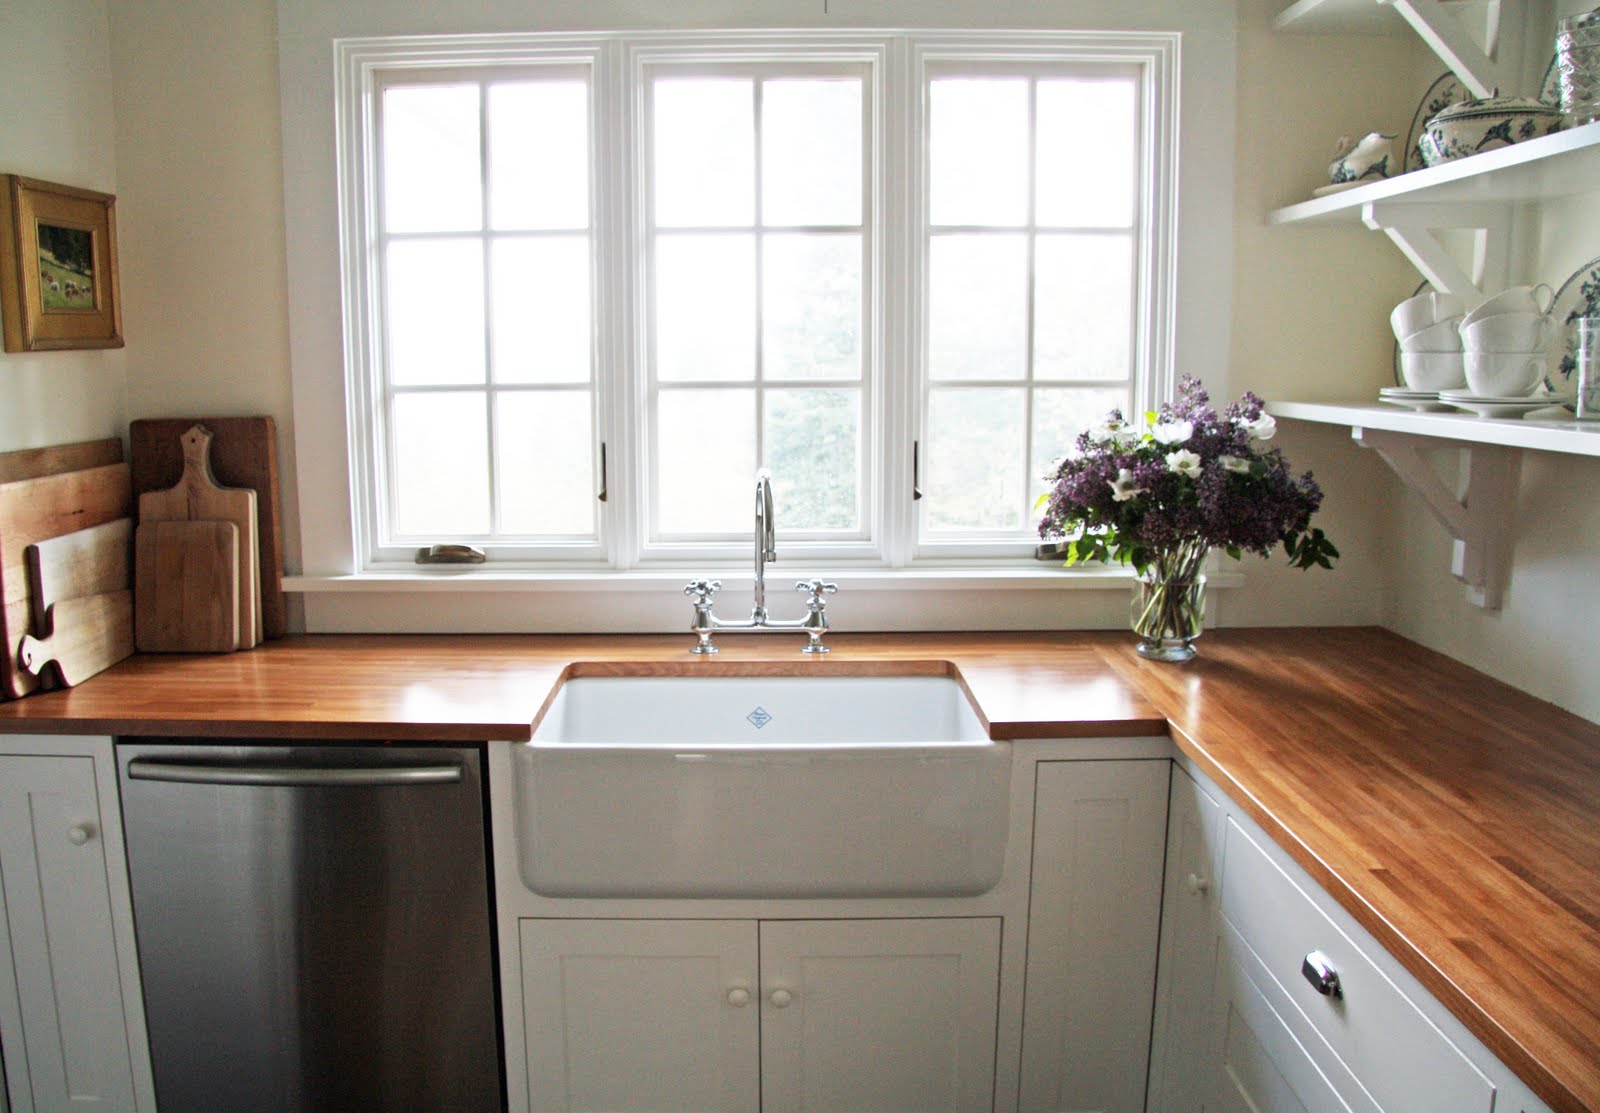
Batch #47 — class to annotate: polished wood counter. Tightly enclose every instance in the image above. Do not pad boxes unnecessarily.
[2,627,1597,1111]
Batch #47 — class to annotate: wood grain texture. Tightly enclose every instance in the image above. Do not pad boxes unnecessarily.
[134,521,238,653]
[0,438,122,485]
[25,518,133,631]
[16,590,133,686]
[137,425,258,648]
[0,628,1595,1111]
[0,462,132,697]
[130,418,284,638]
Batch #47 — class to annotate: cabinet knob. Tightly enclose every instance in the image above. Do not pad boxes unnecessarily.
[1301,950,1342,999]
[726,987,750,1008]
[1186,872,1210,895]
[67,823,95,846]
[768,988,793,1009]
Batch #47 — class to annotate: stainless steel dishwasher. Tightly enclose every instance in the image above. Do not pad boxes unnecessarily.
[116,740,504,1113]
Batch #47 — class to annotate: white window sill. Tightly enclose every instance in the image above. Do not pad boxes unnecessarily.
[284,564,1248,594]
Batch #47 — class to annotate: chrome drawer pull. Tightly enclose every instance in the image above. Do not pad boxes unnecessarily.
[1301,950,1342,999]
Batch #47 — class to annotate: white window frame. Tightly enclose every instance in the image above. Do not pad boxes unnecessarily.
[331,30,1178,576]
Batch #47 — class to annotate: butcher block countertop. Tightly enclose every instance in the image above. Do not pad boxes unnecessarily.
[2,627,1598,1112]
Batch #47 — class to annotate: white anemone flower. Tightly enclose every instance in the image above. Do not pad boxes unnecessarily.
[1150,419,1194,445]
[1240,413,1277,442]
[1165,449,1202,478]
[1108,468,1147,502]
[1218,454,1251,474]
[1088,417,1127,444]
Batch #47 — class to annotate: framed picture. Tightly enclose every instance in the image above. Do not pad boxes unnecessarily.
[0,175,123,352]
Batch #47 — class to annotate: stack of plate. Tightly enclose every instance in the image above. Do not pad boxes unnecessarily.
[1437,389,1557,419]
[1377,387,1450,411]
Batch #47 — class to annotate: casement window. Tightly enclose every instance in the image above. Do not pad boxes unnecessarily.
[340,32,1174,570]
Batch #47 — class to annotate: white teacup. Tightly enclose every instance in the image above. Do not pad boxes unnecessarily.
[1399,318,1465,352]
[1390,291,1465,339]
[1461,284,1555,327]
[1460,311,1554,354]
[1464,351,1547,397]
[1400,351,1466,391]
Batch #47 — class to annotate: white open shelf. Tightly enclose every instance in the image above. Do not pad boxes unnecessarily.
[1270,123,1600,226]
[1274,0,1474,35]
[1271,401,1600,455]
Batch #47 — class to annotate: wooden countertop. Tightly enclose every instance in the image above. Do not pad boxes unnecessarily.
[2,627,1597,1112]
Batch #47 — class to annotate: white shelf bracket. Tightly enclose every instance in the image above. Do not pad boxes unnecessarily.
[1382,0,1509,97]
[1354,427,1521,609]
[1361,201,1514,298]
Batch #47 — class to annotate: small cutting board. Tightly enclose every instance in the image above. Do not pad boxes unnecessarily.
[137,425,259,649]
[134,521,240,653]
[24,518,133,635]
[17,589,134,687]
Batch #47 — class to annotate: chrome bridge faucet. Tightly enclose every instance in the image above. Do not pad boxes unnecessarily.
[684,470,837,654]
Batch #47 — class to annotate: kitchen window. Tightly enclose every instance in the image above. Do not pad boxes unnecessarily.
[339,32,1176,571]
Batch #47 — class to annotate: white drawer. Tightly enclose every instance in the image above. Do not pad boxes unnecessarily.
[1220,817,1495,1113]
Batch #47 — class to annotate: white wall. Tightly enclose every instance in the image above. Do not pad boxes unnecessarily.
[0,0,127,453]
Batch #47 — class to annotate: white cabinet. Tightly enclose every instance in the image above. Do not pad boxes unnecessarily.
[1020,760,1170,1113]
[0,737,153,1113]
[519,916,1001,1113]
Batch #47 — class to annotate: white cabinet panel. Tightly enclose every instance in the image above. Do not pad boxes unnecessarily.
[0,754,139,1113]
[519,919,759,1113]
[1147,763,1225,1113]
[760,918,1000,1113]
[1021,759,1169,1113]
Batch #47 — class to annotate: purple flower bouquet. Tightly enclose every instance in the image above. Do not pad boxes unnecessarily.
[1037,376,1338,660]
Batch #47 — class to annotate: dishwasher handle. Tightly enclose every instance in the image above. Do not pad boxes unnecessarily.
[126,758,464,788]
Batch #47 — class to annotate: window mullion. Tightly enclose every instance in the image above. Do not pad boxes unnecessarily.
[477,80,499,536]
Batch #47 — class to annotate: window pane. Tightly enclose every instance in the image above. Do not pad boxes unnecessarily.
[1037,79,1137,229]
[392,392,490,535]
[386,239,485,387]
[654,78,754,228]
[656,234,756,382]
[763,234,861,382]
[496,391,594,535]
[491,236,590,384]
[929,78,1028,226]
[762,78,862,226]
[925,389,1025,532]
[383,84,482,234]
[765,389,859,530]
[928,234,1027,381]
[1034,234,1133,382]
[656,389,756,534]
[488,81,589,231]
[1032,386,1127,507]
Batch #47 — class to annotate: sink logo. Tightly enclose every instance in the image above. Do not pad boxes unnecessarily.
[746,707,772,729]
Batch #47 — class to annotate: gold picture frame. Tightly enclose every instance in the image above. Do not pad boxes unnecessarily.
[0,174,123,352]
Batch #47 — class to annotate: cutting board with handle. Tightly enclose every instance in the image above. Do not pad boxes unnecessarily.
[137,424,259,649]
[131,417,284,638]
[134,521,239,653]
[0,450,132,698]
[17,590,134,687]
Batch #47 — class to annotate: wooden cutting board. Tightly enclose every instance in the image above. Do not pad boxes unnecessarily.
[137,425,259,649]
[134,521,239,653]
[17,590,134,687]
[0,459,132,697]
[131,417,284,638]
[25,518,133,635]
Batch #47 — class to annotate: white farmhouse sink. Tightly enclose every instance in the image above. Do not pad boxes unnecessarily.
[513,673,1011,898]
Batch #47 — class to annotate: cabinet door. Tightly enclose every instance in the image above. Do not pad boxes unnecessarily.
[1020,759,1169,1113]
[759,918,1000,1113]
[519,919,759,1113]
[0,755,138,1112]
[1147,763,1225,1113]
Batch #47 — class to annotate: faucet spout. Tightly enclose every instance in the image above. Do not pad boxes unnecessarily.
[753,469,775,619]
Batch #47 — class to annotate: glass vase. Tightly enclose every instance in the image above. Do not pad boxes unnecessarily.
[1130,546,1208,662]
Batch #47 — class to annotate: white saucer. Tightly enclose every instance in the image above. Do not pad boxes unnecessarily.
[1377,388,1452,411]
[1437,390,1551,418]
